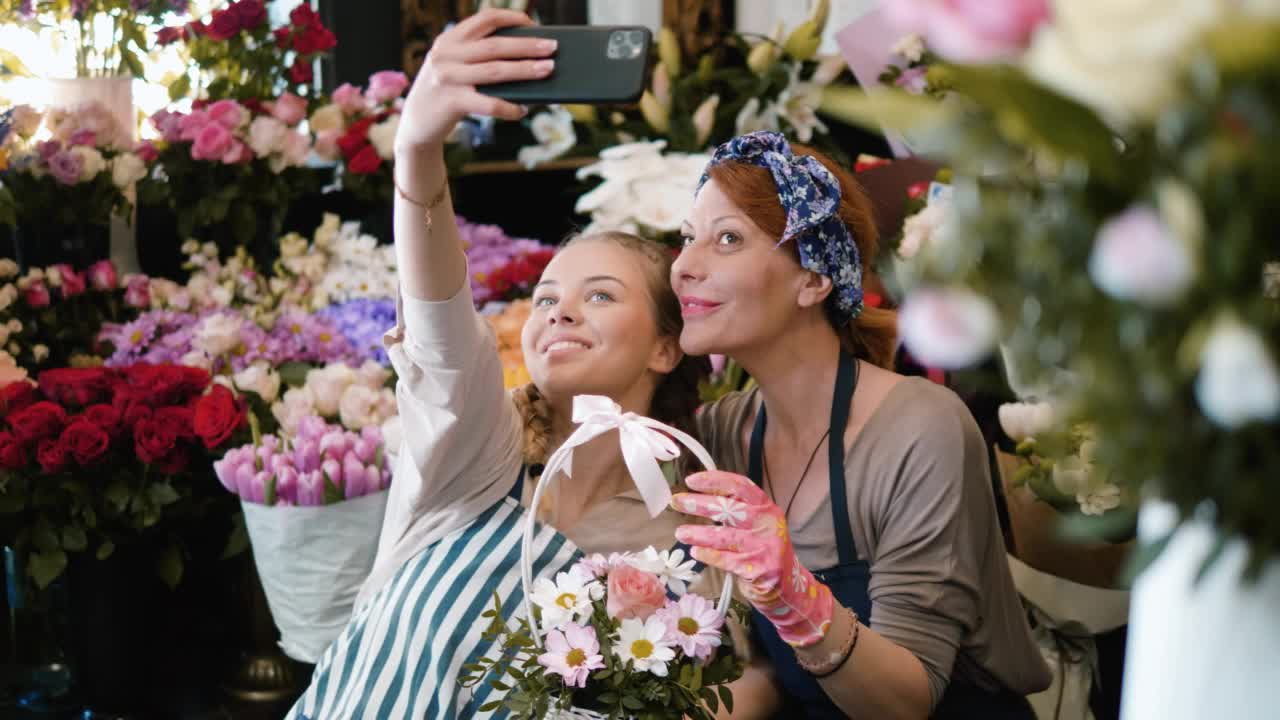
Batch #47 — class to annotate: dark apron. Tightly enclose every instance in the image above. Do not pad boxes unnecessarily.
[747,350,1034,719]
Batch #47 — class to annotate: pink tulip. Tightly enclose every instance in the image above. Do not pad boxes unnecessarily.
[296,415,327,441]
[87,260,118,290]
[884,0,1051,62]
[234,461,256,500]
[321,457,342,490]
[293,437,321,473]
[270,92,308,125]
[250,470,270,504]
[297,469,324,506]
[352,436,376,464]
[343,451,367,498]
[276,465,299,505]
[366,71,409,105]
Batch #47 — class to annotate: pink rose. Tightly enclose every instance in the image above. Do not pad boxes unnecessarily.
[87,260,118,291]
[313,129,341,160]
[134,140,159,163]
[54,265,86,297]
[123,274,150,308]
[207,99,248,130]
[365,71,409,105]
[222,138,252,165]
[23,280,51,309]
[191,123,234,161]
[68,129,96,147]
[178,110,211,141]
[606,564,667,620]
[270,92,307,125]
[332,83,366,114]
[884,0,1051,62]
[47,150,83,186]
[281,130,310,167]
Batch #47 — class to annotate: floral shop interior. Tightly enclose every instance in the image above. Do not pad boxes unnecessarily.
[1,1,1278,719]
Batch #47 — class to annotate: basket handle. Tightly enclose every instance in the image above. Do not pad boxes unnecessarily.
[520,395,734,642]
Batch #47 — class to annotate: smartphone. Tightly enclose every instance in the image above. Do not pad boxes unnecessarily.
[480,25,652,105]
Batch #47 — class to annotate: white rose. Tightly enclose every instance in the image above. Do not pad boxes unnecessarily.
[7,319,22,333]
[355,359,391,390]
[0,259,17,279]
[997,401,1057,441]
[308,103,346,134]
[248,116,287,159]
[271,386,316,437]
[368,115,400,160]
[0,283,17,312]
[45,266,62,287]
[305,363,357,417]
[69,146,106,182]
[32,344,48,363]
[898,287,1000,368]
[192,313,243,356]
[1195,316,1280,429]
[281,130,311,167]
[1089,203,1197,306]
[233,361,282,404]
[337,384,393,430]
[180,350,213,371]
[110,152,147,189]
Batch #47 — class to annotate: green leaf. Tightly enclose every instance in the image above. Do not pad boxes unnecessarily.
[168,74,192,103]
[61,526,88,552]
[28,549,67,589]
[323,471,344,505]
[263,474,278,507]
[222,511,249,559]
[147,482,180,507]
[105,480,130,512]
[690,663,703,692]
[96,540,115,561]
[488,679,510,692]
[157,543,183,589]
[621,695,644,710]
[478,701,502,712]
[718,685,734,714]
[119,45,145,77]
[277,361,312,389]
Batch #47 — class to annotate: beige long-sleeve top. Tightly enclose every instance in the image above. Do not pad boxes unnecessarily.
[697,379,1051,705]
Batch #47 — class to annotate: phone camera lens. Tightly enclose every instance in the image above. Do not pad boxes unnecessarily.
[608,31,625,47]
[627,30,645,46]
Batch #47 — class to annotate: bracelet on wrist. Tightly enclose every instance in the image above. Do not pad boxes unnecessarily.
[795,605,860,678]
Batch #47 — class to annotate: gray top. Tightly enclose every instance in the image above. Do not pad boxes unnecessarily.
[697,378,1051,705]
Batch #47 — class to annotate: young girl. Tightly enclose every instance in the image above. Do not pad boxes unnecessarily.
[286,10,709,719]
[670,132,1051,719]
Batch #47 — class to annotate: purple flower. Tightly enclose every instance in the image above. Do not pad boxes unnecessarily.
[276,465,299,506]
[342,451,367,498]
[316,298,396,365]
[297,470,324,506]
[48,150,83,185]
[455,215,554,307]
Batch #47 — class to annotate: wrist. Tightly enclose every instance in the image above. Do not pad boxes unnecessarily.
[794,604,860,678]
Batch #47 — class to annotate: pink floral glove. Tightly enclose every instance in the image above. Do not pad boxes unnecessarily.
[672,470,834,648]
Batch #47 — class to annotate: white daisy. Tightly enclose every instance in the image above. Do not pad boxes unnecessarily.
[615,616,677,677]
[529,567,604,630]
[656,594,724,661]
[632,547,699,595]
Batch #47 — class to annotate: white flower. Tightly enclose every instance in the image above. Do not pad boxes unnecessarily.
[898,199,951,259]
[11,105,41,137]
[6,319,20,333]
[997,401,1057,442]
[180,350,213,372]
[517,105,577,169]
[305,363,357,417]
[0,351,29,388]
[69,145,106,182]
[368,115,400,160]
[1195,316,1280,429]
[31,344,48,363]
[776,65,827,143]
[1077,483,1122,516]
[530,567,604,630]
[308,103,346,134]
[573,141,709,239]
[632,547,699,595]
[692,94,720,148]
[248,116,288,159]
[706,496,748,526]
[0,260,17,279]
[655,593,723,661]
[734,97,780,136]
[1052,448,1095,496]
[355,359,391,389]
[110,152,147,189]
[193,313,243,356]
[810,55,848,87]
[898,287,999,368]
[615,616,677,677]
[272,386,317,437]
[0,283,17,312]
[338,385,396,431]
[233,362,282,404]
[892,33,927,64]
[631,179,696,233]
[1089,203,1196,306]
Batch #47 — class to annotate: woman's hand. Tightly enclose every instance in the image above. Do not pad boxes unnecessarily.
[394,8,557,153]
[673,470,834,648]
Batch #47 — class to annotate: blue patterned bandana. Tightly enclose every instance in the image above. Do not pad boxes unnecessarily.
[697,131,864,323]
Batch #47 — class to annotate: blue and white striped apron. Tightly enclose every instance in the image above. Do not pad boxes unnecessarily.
[287,468,580,719]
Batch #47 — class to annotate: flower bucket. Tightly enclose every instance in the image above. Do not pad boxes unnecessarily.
[242,489,388,663]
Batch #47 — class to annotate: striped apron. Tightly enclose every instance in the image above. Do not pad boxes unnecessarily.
[287,468,580,719]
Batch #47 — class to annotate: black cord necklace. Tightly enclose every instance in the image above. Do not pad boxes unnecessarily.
[763,427,832,522]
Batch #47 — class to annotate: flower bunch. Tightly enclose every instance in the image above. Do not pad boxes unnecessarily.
[163,1,335,101]
[316,298,396,366]
[459,215,555,306]
[0,363,247,589]
[0,258,133,372]
[0,101,147,227]
[465,547,743,719]
[270,214,397,310]
[268,359,395,438]
[310,70,410,204]
[573,141,709,241]
[213,416,390,506]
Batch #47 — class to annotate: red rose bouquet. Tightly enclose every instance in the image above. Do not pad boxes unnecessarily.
[0,364,248,591]
[309,70,410,205]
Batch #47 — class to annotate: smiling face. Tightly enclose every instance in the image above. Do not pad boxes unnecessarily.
[521,238,680,407]
[671,178,832,357]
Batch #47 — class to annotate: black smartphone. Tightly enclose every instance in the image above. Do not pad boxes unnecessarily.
[479,25,652,105]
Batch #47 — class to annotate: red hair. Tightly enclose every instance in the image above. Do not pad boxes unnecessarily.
[706,145,898,368]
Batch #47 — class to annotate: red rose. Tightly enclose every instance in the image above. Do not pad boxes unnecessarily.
[207,8,241,41]
[348,144,383,174]
[38,367,115,407]
[154,445,190,476]
[134,416,178,465]
[155,406,195,440]
[0,431,28,470]
[36,437,70,473]
[193,385,246,450]
[1,382,39,416]
[231,0,267,30]
[274,26,291,48]
[336,117,375,160]
[8,401,68,445]
[187,20,208,37]
[83,403,123,438]
[122,364,210,406]
[289,4,320,27]
[122,402,153,432]
[293,22,336,55]
[61,420,111,466]
[290,59,314,84]
[156,26,184,45]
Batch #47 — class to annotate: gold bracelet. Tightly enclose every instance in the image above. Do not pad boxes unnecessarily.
[394,176,449,234]
[795,606,860,678]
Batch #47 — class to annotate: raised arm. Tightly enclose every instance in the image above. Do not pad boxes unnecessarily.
[392,8,555,301]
